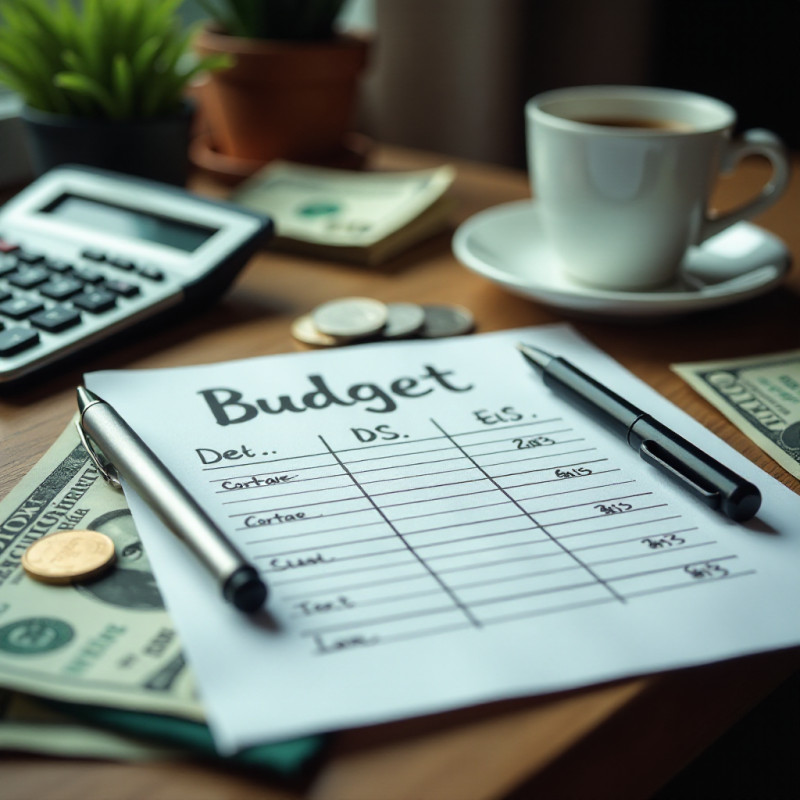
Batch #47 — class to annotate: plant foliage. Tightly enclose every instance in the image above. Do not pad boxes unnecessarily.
[198,0,346,40]
[0,0,231,118]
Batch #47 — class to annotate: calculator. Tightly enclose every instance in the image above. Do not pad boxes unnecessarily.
[0,165,272,387]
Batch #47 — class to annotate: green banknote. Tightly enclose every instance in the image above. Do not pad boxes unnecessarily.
[0,689,322,771]
[232,161,455,264]
[0,689,185,760]
[0,421,202,719]
[673,349,800,480]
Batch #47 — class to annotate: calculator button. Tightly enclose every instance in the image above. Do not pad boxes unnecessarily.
[0,289,11,303]
[0,326,39,356]
[0,261,17,278]
[30,305,82,333]
[137,265,165,281]
[15,250,45,264]
[8,266,49,289]
[108,257,135,271]
[104,279,140,298]
[81,248,106,262]
[72,288,116,313]
[45,258,74,273]
[39,276,84,300]
[73,267,104,284]
[0,296,45,319]
[0,239,19,253]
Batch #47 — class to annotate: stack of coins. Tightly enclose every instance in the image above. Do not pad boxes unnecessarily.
[292,297,475,349]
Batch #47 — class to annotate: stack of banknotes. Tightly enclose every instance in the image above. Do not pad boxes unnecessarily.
[0,422,320,771]
[232,161,455,266]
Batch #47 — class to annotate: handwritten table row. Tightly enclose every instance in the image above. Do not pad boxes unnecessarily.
[200,418,752,652]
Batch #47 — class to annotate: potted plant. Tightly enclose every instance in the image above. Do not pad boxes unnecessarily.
[0,0,230,185]
[193,0,370,174]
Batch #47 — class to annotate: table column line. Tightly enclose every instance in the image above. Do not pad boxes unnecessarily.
[318,434,483,628]
[429,418,627,605]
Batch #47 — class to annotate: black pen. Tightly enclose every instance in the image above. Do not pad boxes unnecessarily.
[517,344,761,522]
[76,387,268,612]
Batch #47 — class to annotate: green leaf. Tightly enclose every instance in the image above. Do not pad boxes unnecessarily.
[14,0,69,56]
[54,71,118,118]
[0,65,51,110]
[0,33,70,113]
[130,36,161,83]
[78,0,106,84]
[111,53,134,117]
[171,52,233,100]
[0,0,230,118]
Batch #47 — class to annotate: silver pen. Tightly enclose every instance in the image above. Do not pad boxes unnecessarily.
[76,386,268,612]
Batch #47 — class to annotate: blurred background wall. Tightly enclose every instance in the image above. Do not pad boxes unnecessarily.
[354,0,799,167]
[358,0,651,166]
[1,0,796,186]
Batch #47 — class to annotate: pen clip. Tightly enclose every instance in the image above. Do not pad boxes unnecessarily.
[638,439,720,510]
[74,418,122,490]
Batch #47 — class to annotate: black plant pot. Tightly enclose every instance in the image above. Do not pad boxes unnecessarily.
[21,102,194,186]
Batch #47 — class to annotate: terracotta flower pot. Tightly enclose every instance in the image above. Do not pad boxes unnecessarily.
[194,27,370,164]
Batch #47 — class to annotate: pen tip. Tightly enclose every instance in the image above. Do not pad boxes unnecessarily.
[517,343,553,371]
[225,567,268,612]
[76,386,99,413]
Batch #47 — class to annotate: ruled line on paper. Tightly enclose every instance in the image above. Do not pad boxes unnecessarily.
[195,412,749,651]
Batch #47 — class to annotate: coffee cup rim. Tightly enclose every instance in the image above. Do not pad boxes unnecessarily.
[526,85,736,135]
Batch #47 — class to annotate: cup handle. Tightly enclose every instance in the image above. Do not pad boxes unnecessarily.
[698,128,790,243]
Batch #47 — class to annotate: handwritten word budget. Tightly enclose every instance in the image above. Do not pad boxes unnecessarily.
[86,325,800,753]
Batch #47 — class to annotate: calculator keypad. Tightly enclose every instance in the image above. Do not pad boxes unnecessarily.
[0,241,181,381]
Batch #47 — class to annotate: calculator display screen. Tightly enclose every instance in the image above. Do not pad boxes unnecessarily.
[41,194,217,252]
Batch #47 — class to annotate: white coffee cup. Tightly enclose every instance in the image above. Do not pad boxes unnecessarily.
[525,86,790,291]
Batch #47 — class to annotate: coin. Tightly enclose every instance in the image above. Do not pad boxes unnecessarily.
[291,313,343,348]
[418,304,475,338]
[22,529,116,585]
[311,297,388,339]
[381,302,426,339]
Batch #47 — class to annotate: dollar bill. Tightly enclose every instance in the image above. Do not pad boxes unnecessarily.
[0,689,184,760]
[672,350,800,480]
[232,160,455,265]
[0,420,202,720]
[0,689,322,770]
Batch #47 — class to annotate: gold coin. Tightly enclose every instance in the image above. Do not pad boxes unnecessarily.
[22,529,116,585]
[291,313,347,348]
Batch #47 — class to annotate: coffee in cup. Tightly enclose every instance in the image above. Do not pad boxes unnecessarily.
[570,116,694,132]
[525,86,790,291]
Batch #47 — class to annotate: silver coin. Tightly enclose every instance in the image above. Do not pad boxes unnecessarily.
[291,314,343,348]
[381,302,426,339]
[418,304,475,338]
[312,297,388,338]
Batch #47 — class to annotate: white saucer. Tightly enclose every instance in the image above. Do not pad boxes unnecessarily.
[452,200,791,319]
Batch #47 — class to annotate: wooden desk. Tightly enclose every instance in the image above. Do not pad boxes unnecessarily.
[2,146,799,799]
